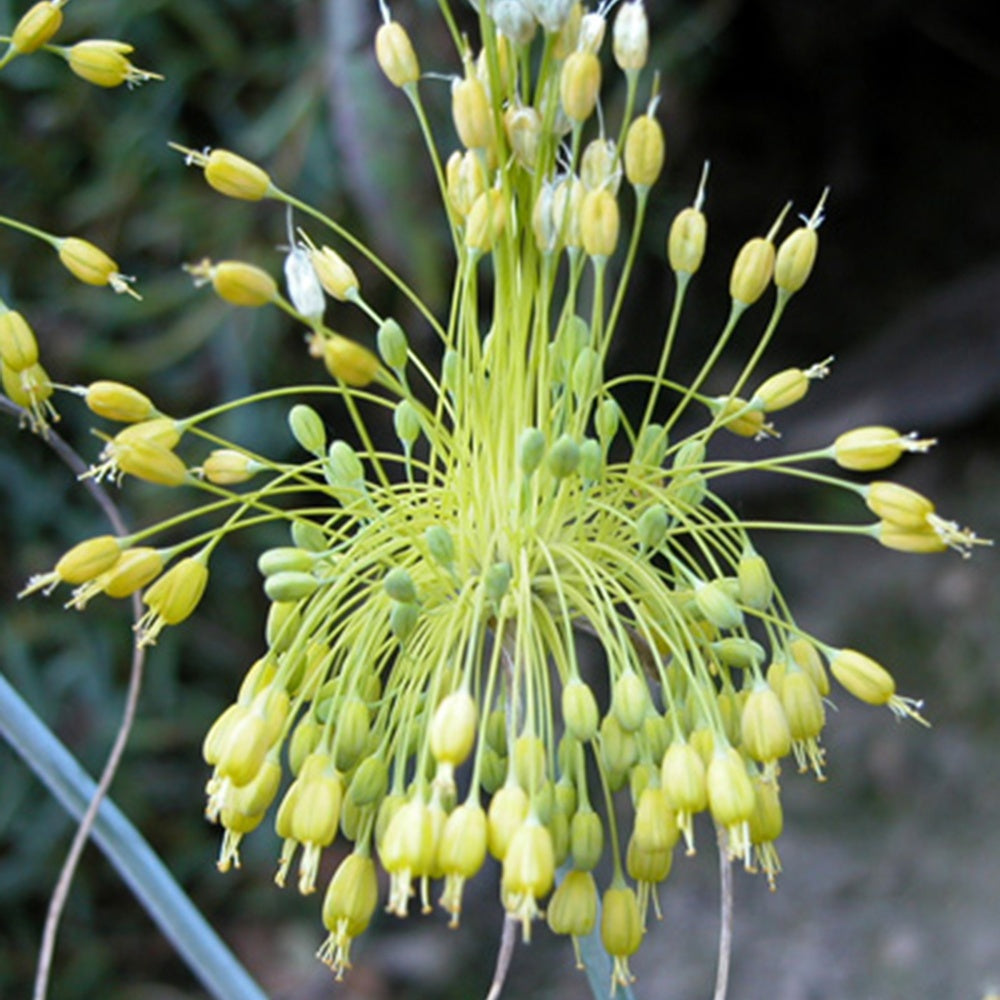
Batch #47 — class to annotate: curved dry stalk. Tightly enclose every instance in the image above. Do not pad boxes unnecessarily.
[712,825,734,1000]
[485,915,519,1000]
[0,397,147,1000]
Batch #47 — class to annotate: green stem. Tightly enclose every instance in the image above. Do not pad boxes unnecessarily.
[0,673,268,1000]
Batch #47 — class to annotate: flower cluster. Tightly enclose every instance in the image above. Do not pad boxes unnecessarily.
[21,0,988,990]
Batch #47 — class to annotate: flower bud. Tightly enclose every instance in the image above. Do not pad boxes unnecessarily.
[774,226,818,293]
[319,334,380,386]
[611,670,650,733]
[624,114,665,190]
[580,139,620,194]
[85,380,155,423]
[601,885,643,987]
[64,39,160,89]
[447,150,487,220]
[828,648,897,708]
[319,852,378,978]
[464,188,507,253]
[547,869,597,940]
[518,427,547,476]
[375,20,420,88]
[210,261,278,307]
[383,567,417,604]
[430,689,478,766]
[595,397,620,444]
[288,403,326,456]
[263,571,318,603]
[833,426,936,472]
[737,547,773,610]
[875,522,948,554]
[202,449,260,485]
[202,149,273,201]
[101,547,163,598]
[740,682,792,764]
[613,1,648,71]
[560,50,601,123]
[504,104,542,169]
[488,783,530,859]
[707,745,755,854]
[115,438,188,486]
[57,237,134,296]
[55,535,122,585]
[138,555,209,642]
[694,578,743,631]
[0,310,39,372]
[668,206,707,276]
[547,433,581,478]
[10,2,64,54]
[484,561,512,603]
[452,73,492,151]
[501,818,555,929]
[577,11,606,53]
[438,801,488,924]
[714,395,770,439]
[753,368,809,413]
[636,504,668,552]
[632,786,678,853]
[425,525,455,567]
[562,678,599,742]
[376,318,408,370]
[580,188,620,259]
[865,481,935,529]
[309,245,358,302]
[729,236,775,306]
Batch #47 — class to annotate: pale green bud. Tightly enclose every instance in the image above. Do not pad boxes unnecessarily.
[595,397,620,445]
[562,678,599,742]
[484,561,512,603]
[425,525,456,567]
[334,698,370,771]
[518,427,546,476]
[571,347,601,401]
[693,578,744,631]
[264,570,318,603]
[570,807,604,870]
[291,519,326,552]
[547,434,581,478]
[578,438,603,482]
[376,318,408,370]
[393,399,421,444]
[258,546,315,577]
[383,567,417,604]
[326,440,364,486]
[636,504,669,551]
[288,404,326,456]
[389,601,419,640]
[611,671,650,733]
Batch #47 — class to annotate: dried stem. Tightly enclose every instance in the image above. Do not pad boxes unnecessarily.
[484,915,519,1000]
[712,825,734,1000]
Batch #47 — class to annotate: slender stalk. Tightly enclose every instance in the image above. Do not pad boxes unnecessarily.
[713,826,734,1000]
[0,673,269,1000]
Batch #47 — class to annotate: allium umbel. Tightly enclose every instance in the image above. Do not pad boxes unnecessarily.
[26,0,989,992]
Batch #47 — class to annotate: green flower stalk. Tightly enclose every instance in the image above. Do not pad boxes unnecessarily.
[23,0,990,991]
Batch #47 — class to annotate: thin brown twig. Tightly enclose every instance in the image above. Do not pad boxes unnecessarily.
[1,397,148,1000]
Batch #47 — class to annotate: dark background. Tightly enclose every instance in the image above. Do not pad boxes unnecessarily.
[1,0,997,997]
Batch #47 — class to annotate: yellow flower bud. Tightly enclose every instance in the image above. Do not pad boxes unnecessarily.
[729,236,775,306]
[580,188,620,259]
[828,648,926,723]
[114,416,183,451]
[0,310,39,371]
[210,260,278,307]
[569,806,604,870]
[560,50,601,123]
[865,481,935,529]
[318,333,380,387]
[601,885,643,989]
[788,638,830,696]
[319,852,378,980]
[488,782,530,859]
[753,368,808,412]
[875,522,948,554]
[624,114,665,190]
[197,148,271,200]
[580,138,621,194]
[10,2,63,55]
[714,395,771,439]
[833,426,936,471]
[375,20,420,88]
[64,39,161,89]
[707,745,754,858]
[501,818,555,936]
[101,546,163,598]
[381,796,438,914]
[599,713,638,779]
[447,149,487,221]
[115,438,188,486]
[611,670,650,733]
[201,448,260,485]
[660,739,707,853]
[429,688,478,767]
[504,104,542,169]
[748,776,783,888]
[736,547,773,611]
[85,380,155,423]
[562,678,599,742]
[438,800,488,925]
[309,245,359,301]
[451,73,493,152]
[54,535,122,585]
[693,578,744,631]
[778,667,826,777]
[668,206,707,276]
[464,188,507,253]
[137,554,209,644]
[632,786,679,853]
[547,869,598,950]
[740,682,792,764]
[57,237,137,297]
[774,225,818,293]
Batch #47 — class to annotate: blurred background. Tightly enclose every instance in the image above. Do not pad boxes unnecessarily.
[1,0,997,997]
